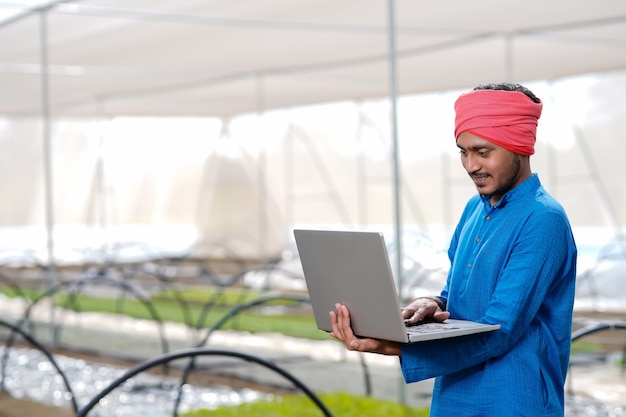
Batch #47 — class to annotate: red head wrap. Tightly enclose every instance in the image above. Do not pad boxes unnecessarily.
[454,89,543,156]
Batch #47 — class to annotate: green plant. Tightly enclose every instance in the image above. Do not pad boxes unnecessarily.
[181,392,429,417]
[0,287,327,340]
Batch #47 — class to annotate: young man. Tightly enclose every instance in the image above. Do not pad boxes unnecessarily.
[330,83,577,416]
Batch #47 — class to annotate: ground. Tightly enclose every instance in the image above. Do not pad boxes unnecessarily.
[0,393,73,417]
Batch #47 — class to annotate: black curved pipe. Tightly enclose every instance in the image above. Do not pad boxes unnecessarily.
[138,263,195,328]
[199,293,371,396]
[1,273,171,385]
[0,318,78,413]
[193,262,305,331]
[198,292,311,347]
[571,321,626,342]
[173,293,371,417]
[0,270,31,301]
[17,273,170,356]
[73,347,333,417]
[568,320,626,394]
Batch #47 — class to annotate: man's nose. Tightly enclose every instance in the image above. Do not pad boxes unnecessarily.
[464,154,481,172]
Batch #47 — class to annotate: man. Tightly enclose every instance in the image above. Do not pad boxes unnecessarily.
[330,83,577,416]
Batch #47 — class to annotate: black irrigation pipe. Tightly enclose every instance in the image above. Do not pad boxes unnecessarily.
[74,348,333,417]
[0,318,79,413]
[198,292,312,348]
[201,292,372,396]
[568,320,626,394]
[173,293,312,417]
[75,256,206,331]
[173,292,372,417]
[193,284,231,331]
[0,270,31,301]
[571,321,626,368]
[192,263,302,331]
[571,321,626,342]
[34,274,168,355]
[139,264,196,329]
[1,273,171,380]
[175,241,251,287]
[92,261,196,330]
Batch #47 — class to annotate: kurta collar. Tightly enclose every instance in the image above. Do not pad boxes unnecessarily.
[481,173,540,210]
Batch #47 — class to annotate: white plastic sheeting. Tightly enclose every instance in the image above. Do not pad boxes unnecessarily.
[0,1,625,264]
[0,0,625,117]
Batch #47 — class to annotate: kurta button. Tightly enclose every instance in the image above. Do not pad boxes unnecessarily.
[467,263,472,268]
[486,216,491,220]
[476,237,481,242]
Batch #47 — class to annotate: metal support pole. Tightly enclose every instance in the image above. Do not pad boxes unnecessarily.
[387,0,405,404]
[256,74,268,258]
[39,7,58,347]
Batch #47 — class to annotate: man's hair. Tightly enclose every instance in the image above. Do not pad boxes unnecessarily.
[473,83,541,104]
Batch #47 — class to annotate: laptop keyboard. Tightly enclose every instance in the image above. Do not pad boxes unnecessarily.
[406,322,457,333]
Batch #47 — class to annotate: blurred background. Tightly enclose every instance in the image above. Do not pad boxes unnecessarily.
[1,1,625,416]
[1,0,625,302]
[0,0,626,292]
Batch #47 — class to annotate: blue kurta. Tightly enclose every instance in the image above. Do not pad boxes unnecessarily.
[400,174,577,416]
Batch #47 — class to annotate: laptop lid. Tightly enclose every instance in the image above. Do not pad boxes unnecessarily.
[293,229,500,343]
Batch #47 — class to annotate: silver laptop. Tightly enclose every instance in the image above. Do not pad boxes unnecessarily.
[293,229,500,343]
